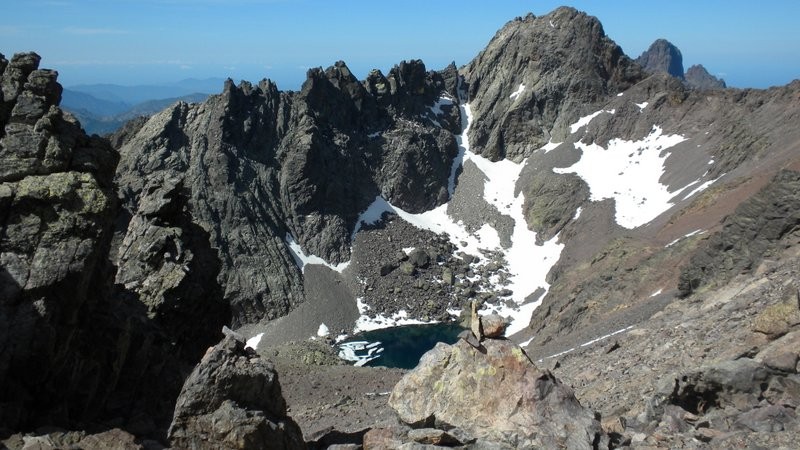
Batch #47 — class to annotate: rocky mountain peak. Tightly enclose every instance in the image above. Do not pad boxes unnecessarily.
[636,38,685,78]
[462,7,643,160]
[685,63,727,90]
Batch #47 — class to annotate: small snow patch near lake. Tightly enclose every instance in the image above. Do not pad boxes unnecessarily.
[354,297,433,333]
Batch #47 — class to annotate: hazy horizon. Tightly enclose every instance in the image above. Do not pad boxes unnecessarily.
[3,0,799,91]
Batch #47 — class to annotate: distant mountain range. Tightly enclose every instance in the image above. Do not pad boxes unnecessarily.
[61,78,227,134]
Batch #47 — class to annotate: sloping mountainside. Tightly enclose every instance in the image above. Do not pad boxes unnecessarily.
[2,5,800,449]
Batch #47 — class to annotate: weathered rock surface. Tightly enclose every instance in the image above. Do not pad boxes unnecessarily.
[685,64,726,90]
[388,339,604,449]
[461,7,644,161]
[115,59,458,327]
[0,52,213,439]
[168,336,305,449]
[678,169,800,297]
[636,38,685,78]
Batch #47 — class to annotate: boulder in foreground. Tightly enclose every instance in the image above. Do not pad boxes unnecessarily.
[168,336,306,450]
[388,338,604,449]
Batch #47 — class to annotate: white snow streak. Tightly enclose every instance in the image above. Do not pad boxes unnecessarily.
[650,289,663,297]
[569,109,615,133]
[665,229,706,248]
[682,175,722,201]
[635,101,649,111]
[541,141,562,153]
[509,83,526,100]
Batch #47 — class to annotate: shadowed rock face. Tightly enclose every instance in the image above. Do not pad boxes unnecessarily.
[115,60,459,327]
[461,7,644,161]
[389,338,604,449]
[636,38,685,79]
[0,52,191,434]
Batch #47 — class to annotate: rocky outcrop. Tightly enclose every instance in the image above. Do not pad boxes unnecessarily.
[685,64,727,90]
[388,338,604,449]
[461,7,644,161]
[0,52,198,438]
[678,169,800,297]
[115,59,458,327]
[636,38,685,78]
[520,170,589,243]
[0,52,121,428]
[168,336,305,450]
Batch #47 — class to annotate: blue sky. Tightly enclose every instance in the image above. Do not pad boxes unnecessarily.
[2,0,799,90]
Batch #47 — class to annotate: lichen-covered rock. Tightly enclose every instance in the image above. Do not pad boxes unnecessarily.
[168,336,305,450]
[388,339,604,449]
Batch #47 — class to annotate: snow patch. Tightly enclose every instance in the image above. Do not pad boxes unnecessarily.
[541,141,562,153]
[650,289,663,297]
[537,325,635,361]
[245,333,263,351]
[402,247,415,255]
[617,92,624,97]
[429,93,454,117]
[569,109,615,133]
[349,102,565,335]
[353,298,435,333]
[554,125,690,228]
[509,83,526,100]
[635,101,649,111]
[520,337,534,347]
[573,207,583,221]
[682,175,722,201]
[285,233,350,273]
[317,323,330,337]
[666,229,706,248]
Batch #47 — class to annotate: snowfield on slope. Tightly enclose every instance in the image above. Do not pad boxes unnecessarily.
[350,101,563,336]
[557,108,722,229]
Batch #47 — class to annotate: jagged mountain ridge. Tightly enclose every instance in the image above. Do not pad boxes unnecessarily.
[2,5,800,446]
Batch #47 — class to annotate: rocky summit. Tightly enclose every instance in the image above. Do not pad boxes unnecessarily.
[2,4,800,450]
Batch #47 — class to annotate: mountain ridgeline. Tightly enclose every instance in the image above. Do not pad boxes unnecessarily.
[2,5,800,448]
